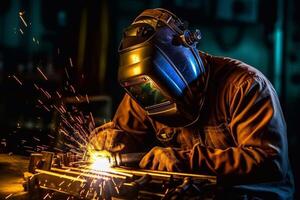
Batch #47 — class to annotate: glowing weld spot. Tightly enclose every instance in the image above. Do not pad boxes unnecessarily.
[89,151,111,171]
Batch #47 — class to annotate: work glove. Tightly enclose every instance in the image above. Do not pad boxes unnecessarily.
[89,122,125,152]
[139,146,188,172]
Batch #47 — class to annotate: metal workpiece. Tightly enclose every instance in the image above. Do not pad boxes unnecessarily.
[23,151,217,199]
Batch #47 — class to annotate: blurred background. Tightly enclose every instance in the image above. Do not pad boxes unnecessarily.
[0,0,299,198]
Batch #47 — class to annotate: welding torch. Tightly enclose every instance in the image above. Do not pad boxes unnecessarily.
[109,152,146,166]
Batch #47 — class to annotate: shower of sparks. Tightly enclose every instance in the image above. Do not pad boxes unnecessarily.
[9,11,118,199]
[37,67,48,80]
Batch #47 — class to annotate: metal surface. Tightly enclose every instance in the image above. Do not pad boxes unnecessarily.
[22,151,217,199]
[0,154,29,199]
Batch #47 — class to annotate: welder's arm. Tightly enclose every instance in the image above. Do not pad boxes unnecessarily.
[90,94,155,153]
[189,77,289,184]
[111,94,156,153]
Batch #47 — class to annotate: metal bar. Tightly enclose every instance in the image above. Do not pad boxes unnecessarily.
[51,167,110,180]
[61,166,127,179]
[138,190,165,198]
[111,167,171,179]
[35,169,86,182]
[82,165,134,178]
[137,168,216,182]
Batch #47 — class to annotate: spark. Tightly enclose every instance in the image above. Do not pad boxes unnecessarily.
[99,182,103,196]
[85,190,90,198]
[47,134,55,139]
[43,105,50,112]
[19,28,24,34]
[112,178,119,194]
[37,99,44,105]
[33,137,40,142]
[33,83,39,90]
[65,67,70,79]
[43,193,50,199]
[40,88,51,99]
[60,105,67,113]
[53,147,64,152]
[56,91,62,98]
[79,189,85,196]
[89,112,95,128]
[5,194,13,199]
[19,13,28,27]
[70,85,76,93]
[37,67,48,80]
[85,94,90,103]
[69,57,73,67]
[59,181,65,186]
[11,75,23,85]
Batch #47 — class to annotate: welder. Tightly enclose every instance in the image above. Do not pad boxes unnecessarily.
[90,8,294,199]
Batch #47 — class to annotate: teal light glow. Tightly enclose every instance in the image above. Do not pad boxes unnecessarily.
[274,28,283,96]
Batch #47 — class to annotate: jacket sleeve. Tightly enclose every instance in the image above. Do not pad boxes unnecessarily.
[112,94,157,152]
[189,76,289,184]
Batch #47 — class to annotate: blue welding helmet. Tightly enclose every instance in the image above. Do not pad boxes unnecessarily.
[118,8,206,127]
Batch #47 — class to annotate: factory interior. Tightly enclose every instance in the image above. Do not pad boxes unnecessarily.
[0,0,299,199]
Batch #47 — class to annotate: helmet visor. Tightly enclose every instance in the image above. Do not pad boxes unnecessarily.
[123,76,170,109]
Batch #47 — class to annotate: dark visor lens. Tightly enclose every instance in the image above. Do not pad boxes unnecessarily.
[126,80,168,108]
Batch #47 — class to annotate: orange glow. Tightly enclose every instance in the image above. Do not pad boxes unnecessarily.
[131,54,140,64]
[132,66,141,75]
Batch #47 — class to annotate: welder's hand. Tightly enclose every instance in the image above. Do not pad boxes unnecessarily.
[89,122,125,152]
[139,146,185,172]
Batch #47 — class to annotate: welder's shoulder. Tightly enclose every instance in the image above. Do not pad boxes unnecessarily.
[206,54,271,90]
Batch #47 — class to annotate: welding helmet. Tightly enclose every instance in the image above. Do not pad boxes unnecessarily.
[118,8,206,127]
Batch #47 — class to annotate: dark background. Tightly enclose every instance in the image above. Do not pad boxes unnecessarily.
[0,0,299,198]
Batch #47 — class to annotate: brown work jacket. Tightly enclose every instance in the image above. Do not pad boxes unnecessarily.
[112,52,294,199]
